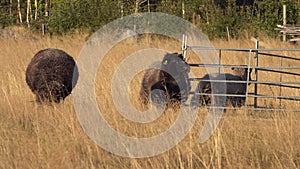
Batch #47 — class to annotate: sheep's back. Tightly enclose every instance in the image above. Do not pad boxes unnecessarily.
[141,68,163,91]
[26,48,77,101]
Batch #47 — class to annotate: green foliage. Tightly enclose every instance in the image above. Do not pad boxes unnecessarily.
[0,4,11,28]
[0,0,299,38]
[42,0,119,34]
[0,0,17,28]
[47,0,89,34]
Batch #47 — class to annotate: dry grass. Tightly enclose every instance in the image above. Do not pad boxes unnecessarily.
[0,29,300,169]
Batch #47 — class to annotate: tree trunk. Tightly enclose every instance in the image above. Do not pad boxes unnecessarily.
[135,0,147,13]
[34,0,38,20]
[26,0,31,28]
[43,0,49,35]
[135,0,139,14]
[118,0,124,17]
[17,0,23,23]
[9,0,12,17]
[182,0,185,19]
[45,0,49,17]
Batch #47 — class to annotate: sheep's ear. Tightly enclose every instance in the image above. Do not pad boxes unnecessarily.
[178,54,184,60]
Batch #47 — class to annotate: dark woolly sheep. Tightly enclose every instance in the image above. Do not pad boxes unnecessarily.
[139,53,191,105]
[191,67,252,107]
[26,48,78,103]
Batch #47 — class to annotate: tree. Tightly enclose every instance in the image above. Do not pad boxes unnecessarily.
[34,0,37,20]
[26,0,31,27]
[17,0,22,23]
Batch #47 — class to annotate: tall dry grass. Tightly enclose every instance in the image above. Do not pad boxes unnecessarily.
[0,29,300,168]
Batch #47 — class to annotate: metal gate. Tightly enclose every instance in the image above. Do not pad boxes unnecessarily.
[182,36,300,111]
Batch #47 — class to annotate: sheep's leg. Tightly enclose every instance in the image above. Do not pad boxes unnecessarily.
[190,81,211,107]
[178,73,191,103]
[190,85,201,107]
[150,81,167,106]
[191,82,205,107]
[227,95,245,107]
[139,88,150,105]
[35,92,46,103]
[40,80,66,103]
[200,81,212,106]
[236,96,246,107]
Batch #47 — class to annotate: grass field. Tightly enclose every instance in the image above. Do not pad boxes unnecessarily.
[0,28,300,168]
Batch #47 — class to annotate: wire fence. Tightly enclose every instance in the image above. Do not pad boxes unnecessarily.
[182,37,300,111]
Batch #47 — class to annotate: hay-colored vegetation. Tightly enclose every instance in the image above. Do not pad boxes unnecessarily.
[0,29,300,168]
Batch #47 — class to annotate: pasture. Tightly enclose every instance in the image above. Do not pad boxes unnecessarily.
[0,29,300,168]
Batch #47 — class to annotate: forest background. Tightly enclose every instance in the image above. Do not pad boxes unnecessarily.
[0,0,299,39]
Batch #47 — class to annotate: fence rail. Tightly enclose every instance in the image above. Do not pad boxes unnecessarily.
[187,46,300,51]
[190,91,300,101]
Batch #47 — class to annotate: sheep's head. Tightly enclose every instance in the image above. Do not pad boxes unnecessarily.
[161,53,190,75]
[231,67,252,81]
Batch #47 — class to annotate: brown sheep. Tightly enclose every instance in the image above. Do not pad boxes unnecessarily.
[26,48,78,103]
[139,52,191,106]
[191,67,252,107]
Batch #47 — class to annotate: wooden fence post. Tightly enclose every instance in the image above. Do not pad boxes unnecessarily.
[283,5,287,42]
